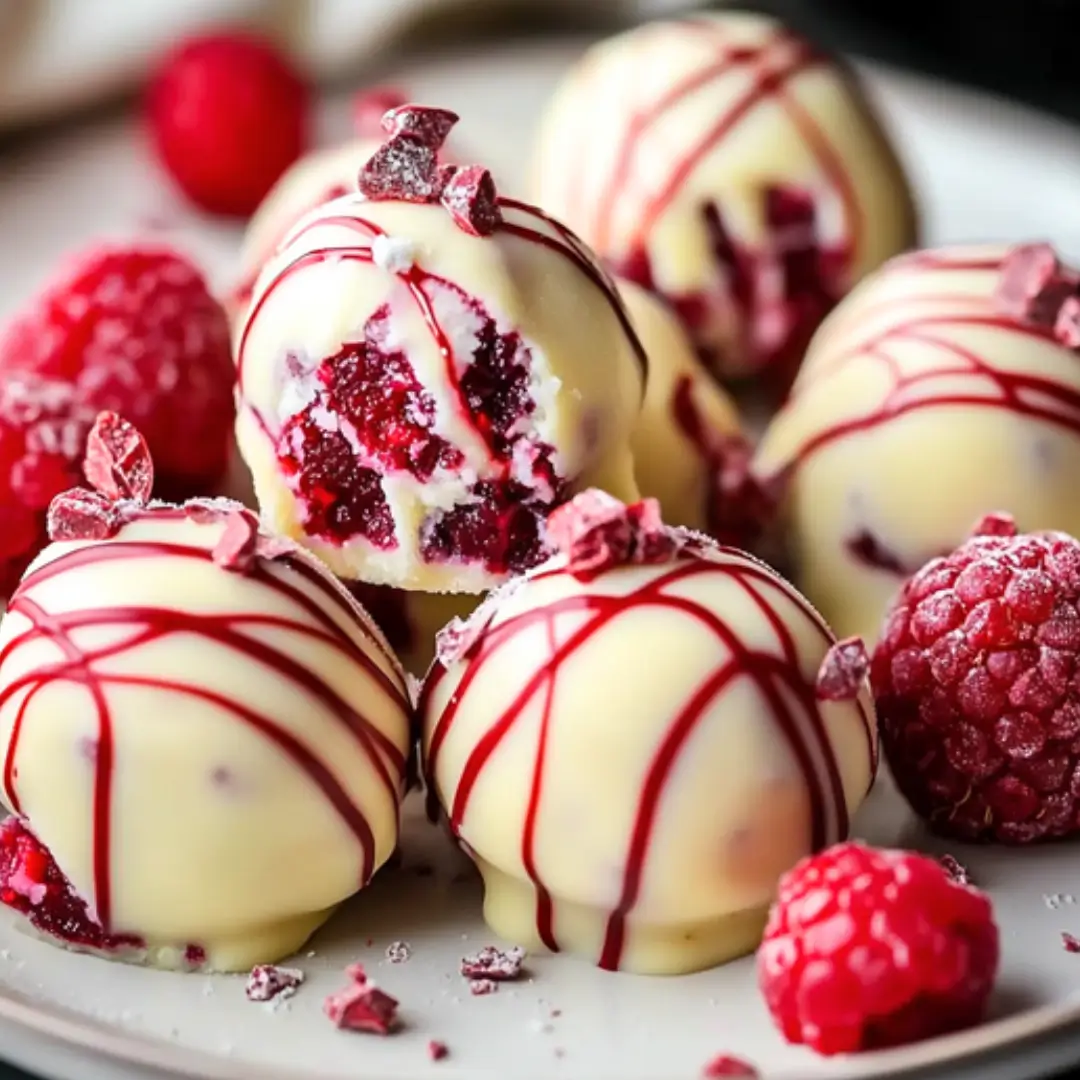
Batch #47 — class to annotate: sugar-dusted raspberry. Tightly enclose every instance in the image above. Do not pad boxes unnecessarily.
[0,374,95,594]
[0,245,235,499]
[147,32,310,216]
[873,513,1080,843]
[758,842,999,1056]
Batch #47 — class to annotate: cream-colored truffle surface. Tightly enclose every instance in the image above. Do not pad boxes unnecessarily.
[0,510,412,972]
[421,546,875,974]
[756,244,1080,645]
[236,193,644,593]
[621,279,742,534]
[532,11,915,377]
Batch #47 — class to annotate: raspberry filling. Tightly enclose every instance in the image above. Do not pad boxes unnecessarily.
[0,817,144,956]
[276,282,560,577]
[618,185,847,393]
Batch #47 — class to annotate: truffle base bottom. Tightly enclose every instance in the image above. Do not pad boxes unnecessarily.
[477,859,769,975]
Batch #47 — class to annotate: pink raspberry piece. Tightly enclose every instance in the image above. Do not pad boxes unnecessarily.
[440,165,503,237]
[816,637,871,701]
[246,964,304,1002]
[460,944,525,981]
[83,411,154,503]
[380,104,459,147]
[702,1055,758,1078]
[212,508,259,572]
[47,488,123,542]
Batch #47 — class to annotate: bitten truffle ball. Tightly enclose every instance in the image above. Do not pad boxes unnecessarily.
[421,490,876,974]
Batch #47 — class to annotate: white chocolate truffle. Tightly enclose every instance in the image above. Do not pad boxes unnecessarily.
[532,12,916,388]
[622,278,744,537]
[237,108,645,594]
[420,492,876,975]
[755,243,1080,646]
[0,501,412,972]
[232,136,381,322]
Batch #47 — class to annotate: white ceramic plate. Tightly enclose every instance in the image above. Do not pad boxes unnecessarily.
[3,33,1080,1080]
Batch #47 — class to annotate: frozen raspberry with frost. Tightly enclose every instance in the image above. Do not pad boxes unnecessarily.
[873,513,1080,843]
[0,245,235,499]
[758,841,999,1056]
[0,375,95,594]
[147,32,310,216]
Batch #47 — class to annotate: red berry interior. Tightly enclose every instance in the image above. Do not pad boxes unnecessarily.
[618,185,847,394]
[0,817,144,955]
[276,282,559,577]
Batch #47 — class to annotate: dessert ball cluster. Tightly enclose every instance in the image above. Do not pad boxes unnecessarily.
[757,243,1080,646]
[421,490,877,974]
[532,11,916,392]
[0,415,411,971]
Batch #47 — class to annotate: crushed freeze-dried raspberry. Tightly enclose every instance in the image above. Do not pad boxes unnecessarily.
[759,842,999,1055]
[213,509,259,572]
[83,412,153,503]
[816,637,870,701]
[385,941,411,964]
[939,854,971,886]
[381,104,459,146]
[358,137,445,203]
[440,165,502,237]
[996,243,1080,330]
[324,983,400,1033]
[1056,296,1080,348]
[468,978,497,996]
[460,945,525,981]
[47,489,123,542]
[428,1040,449,1061]
[546,490,682,576]
[702,1054,759,1077]
[971,512,1018,539]
[246,964,304,1002]
[353,87,409,137]
[1062,932,1080,953]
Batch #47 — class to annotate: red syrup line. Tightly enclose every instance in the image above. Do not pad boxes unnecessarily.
[0,537,409,928]
[423,557,856,969]
[520,613,559,953]
[495,199,648,377]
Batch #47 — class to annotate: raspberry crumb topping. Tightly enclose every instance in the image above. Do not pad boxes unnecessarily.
[546,490,683,576]
[996,243,1080,351]
[873,514,1080,843]
[468,978,497,996]
[428,1040,449,1061]
[212,509,260,572]
[460,944,526,981]
[939,854,971,886]
[385,941,411,964]
[758,842,999,1055]
[0,244,235,497]
[0,818,145,957]
[147,32,310,217]
[246,964,305,1002]
[701,1054,759,1078]
[1062,932,1080,953]
[324,963,399,1034]
[816,637,871,701]
[83,412,153,503]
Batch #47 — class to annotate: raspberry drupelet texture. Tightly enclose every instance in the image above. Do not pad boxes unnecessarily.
[758,842,999,1056]
[873,513,1080,843]
[0,245,235,500]
[147,32,310,216]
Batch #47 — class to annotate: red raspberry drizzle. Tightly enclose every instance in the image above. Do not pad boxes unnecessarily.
[0,509,409,937]
[237,198,644,576]
[422,549,875,969]
[561,21,862,382]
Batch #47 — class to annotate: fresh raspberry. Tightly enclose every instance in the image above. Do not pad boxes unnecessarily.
[873,513,1080,843]
[758,842,999,1056]
[147,31,310,217]
[0,245,235,499]
[0,375,95,594]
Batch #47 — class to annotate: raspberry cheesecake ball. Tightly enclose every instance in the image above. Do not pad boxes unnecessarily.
[0,243,235,500]
[759,842,999,1055]
[873,513,1080,844]
[532,11,915,390]
[421,491,876,974]
[757,243,1080,646]
[237,104,645,594]
[0,415,411,971]
[621,280,777,549]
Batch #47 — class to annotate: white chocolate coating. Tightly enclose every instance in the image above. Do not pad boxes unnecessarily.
[532,12,916,380]
[421,544,875,974]
[622,279,742,535]
[755,244,1080,645]
[0,509,411,971]
[233,137,381,323]
[237,193,644,593]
